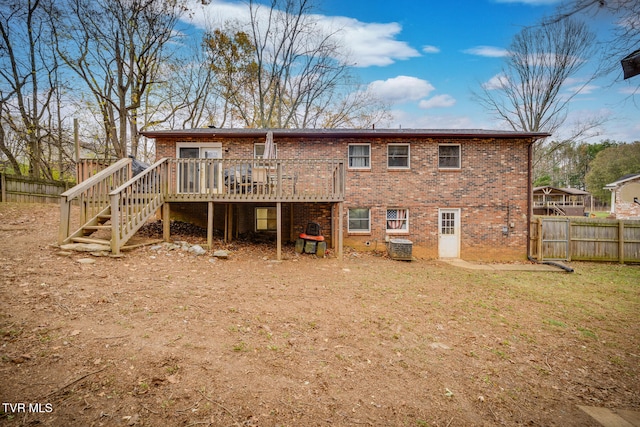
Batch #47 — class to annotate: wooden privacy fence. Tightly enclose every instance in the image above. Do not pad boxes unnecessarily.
[530,216,640,263]
[0,172,71,203]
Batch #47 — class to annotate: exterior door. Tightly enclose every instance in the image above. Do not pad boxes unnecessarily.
[201,148,222,194]
[438,208,460,258]
[178,146,222,194]
[179,147,199,193]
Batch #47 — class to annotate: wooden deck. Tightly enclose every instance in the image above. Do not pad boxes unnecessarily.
[165,158,345,202]
[59,157,345,256]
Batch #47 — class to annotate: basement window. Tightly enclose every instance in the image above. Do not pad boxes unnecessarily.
[256,207,277,232]
[386,208,408,233]
[348,208,371,233]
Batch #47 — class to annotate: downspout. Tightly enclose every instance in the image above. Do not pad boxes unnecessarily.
[526,139,534,258]
[526,137,574,273]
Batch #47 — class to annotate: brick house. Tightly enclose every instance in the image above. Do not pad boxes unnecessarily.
[605,173,640,219]
[139,128,548,261]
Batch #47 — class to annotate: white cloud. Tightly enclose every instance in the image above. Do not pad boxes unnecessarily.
[566,84,599,96]
[418,94,457,109]
[619,86,639,95]
[464,46,511,58]
[482,73,509,90]
[422,45,440,54]
[368,76,435,104]
[183,0,420,68]
[326,17,420,67]
[388,109,478,130]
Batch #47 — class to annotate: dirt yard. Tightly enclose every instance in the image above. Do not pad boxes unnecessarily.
[0,202,638,427]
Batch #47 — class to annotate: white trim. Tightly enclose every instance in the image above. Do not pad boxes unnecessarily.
[438,208,461,258]
[348,143,371,170]
[438,143,461,170]
[347,207,371,233]
[385,208,409,234]
[176,141,222,158]
[387,143,410,169]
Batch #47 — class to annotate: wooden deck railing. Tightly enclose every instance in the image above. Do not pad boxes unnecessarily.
[76,158,117,184]
[165,158,345,202]
[533,200,585,207]
[109,158,168,254]
[59,158,132,245]
[59,157,345,253]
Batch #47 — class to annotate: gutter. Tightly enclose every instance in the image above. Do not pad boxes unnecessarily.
[140,128,551,140]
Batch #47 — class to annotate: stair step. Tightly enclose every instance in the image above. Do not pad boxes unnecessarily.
[83,225,112,231]
[71,237,111,245]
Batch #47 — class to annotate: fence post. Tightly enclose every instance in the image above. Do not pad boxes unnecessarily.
[537,217,543,261]
[0,172,5,202]
[619,220,625,264]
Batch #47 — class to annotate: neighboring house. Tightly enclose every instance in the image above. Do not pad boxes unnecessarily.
[604,173,640,219]
[532,186,590,217]
[130,128,548,261]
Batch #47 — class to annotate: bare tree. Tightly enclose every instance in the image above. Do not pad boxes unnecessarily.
[475,19,604,173]
[547,0,640,80]
[154,50,222,130]
[204,0,387,129]
[0,0,57,178]
[53,0,185,158]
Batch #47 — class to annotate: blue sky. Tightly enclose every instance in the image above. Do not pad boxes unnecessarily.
[184,0,639,143]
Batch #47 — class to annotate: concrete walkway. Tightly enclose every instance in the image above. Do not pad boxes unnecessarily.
[439,258,572,272]
[579,406,640,427]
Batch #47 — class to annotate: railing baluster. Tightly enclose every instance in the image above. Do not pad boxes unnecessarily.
[165,158,345,202]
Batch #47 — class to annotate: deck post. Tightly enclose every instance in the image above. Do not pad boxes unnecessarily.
[110,193,121,255]
[207,201,214,249]
[163,202,171,242]
[338,201,343,260]
[59,197,71,245]
[276,202,282,261]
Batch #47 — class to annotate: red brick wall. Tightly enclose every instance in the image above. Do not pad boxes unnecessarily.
[153,134,531,261]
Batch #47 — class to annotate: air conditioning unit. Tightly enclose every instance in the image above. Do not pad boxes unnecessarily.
[388,238,413,261]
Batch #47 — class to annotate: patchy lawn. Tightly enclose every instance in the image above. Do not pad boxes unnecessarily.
[0,203,638,426]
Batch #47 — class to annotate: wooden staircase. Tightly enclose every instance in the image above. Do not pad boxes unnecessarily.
[69,208,113,246]
[60,157,168,254]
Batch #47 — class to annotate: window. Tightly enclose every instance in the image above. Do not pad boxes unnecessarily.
[254,143,277,159]
[438,144,460,169]
[440,211,456,235]
[256,207,277,231]
[348,144,370,169]
[386,208,408,232]
[387,144,410,169]
[348,208,370,233]
[176,142,222,193]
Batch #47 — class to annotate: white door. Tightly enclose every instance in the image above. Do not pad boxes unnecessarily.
[201,148,222,194]
[178,146,222,194]
[438,208,460,258]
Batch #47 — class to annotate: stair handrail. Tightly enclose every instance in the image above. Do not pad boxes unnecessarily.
[109,158,168,254]
[61,157,132,201]
[59,157,132,245]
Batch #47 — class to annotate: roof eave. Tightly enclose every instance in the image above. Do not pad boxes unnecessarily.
[140,128,551,141]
